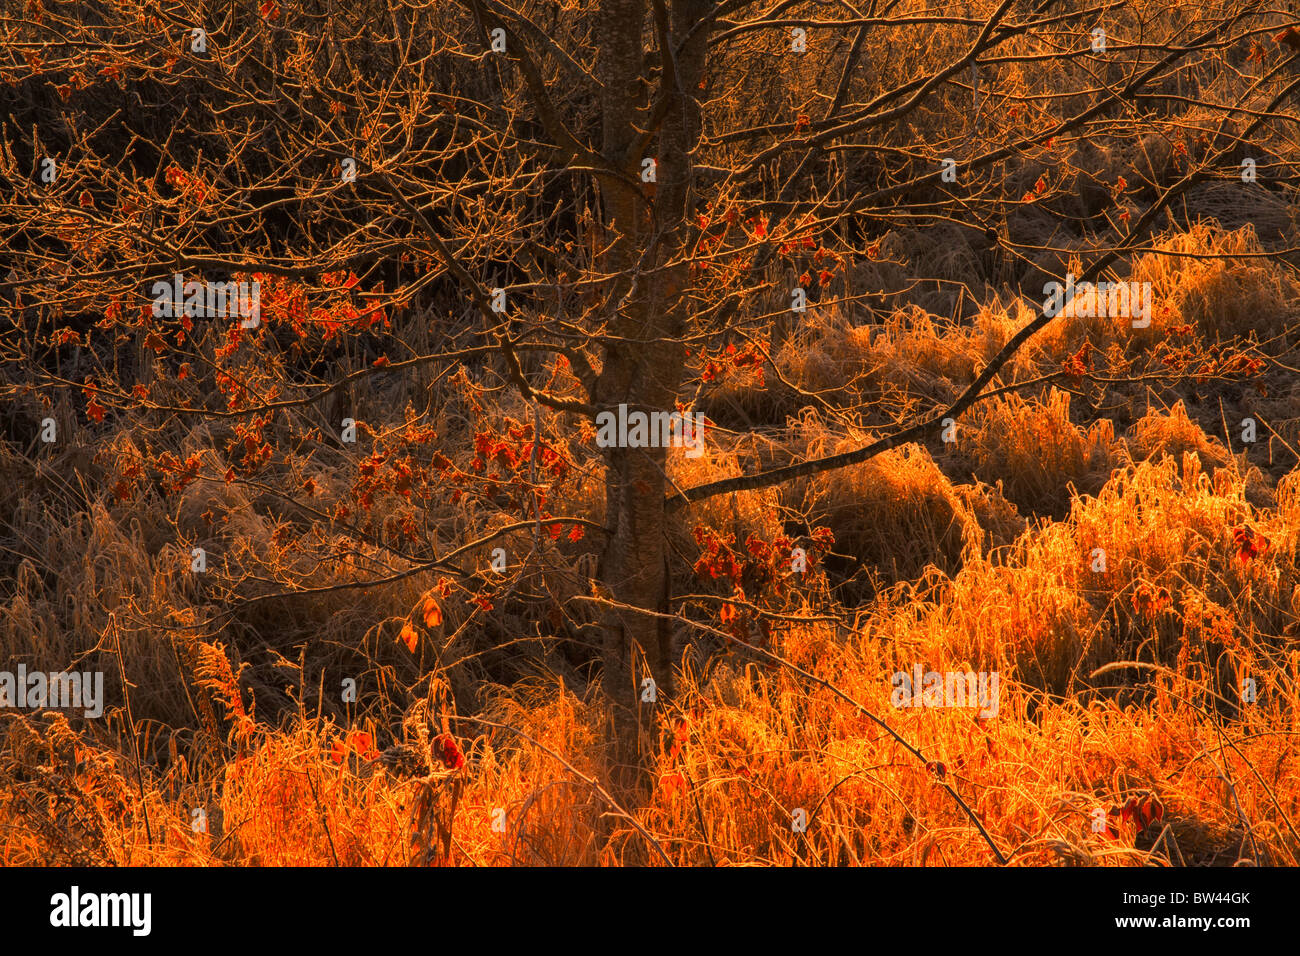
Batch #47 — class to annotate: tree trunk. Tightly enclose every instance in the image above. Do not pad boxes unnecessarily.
[592,0,710,794]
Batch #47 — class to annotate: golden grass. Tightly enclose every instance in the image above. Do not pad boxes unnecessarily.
[5,436,1299,866]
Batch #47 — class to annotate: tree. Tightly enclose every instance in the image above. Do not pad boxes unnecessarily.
[2,0,1294,802]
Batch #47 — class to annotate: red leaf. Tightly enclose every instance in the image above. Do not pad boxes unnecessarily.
[434,734,466,771]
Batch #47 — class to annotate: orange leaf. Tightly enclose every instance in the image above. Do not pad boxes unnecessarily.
[422,597,443,628]
[398,622,418,652]
[660,772,686,799]
[347,730,379,761]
